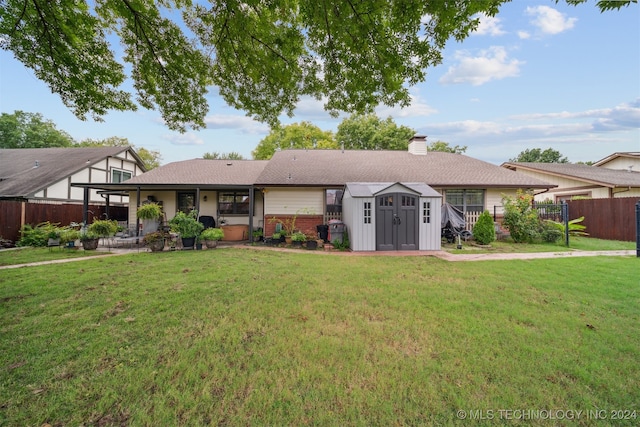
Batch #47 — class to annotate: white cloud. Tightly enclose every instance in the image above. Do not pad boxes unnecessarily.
[204,114,269,134]
[376,92,438,118]
[517,30,531,40]
[439,46,524,86]
[473,14,506,36]
[163,133,205,146]
[525,6,577,35]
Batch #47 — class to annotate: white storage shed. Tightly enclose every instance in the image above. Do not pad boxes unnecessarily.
[342,182,442,251]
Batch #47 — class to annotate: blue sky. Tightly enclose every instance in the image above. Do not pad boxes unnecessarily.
[1,1,638,165]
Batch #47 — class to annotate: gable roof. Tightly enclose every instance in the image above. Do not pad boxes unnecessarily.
[123,159,269,188]
[593,152,640,167]
[0,147,137,198]
[501,162,640,188]
[346,182,441,198]
[256,149,554,188]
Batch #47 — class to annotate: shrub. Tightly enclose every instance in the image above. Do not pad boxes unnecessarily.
[539,221,563,243]
[18,222,59,247]
[200,228,224,241]
[502,190,540,243]
[472,210,496,245]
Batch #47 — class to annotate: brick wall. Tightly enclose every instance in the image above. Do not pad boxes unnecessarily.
[265,214,324,237]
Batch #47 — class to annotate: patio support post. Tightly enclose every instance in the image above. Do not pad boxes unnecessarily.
[135,187,141,237]
[248,186,254,243]
[83,187,89,225]
[196,188,201,214]
[636,200,640,258]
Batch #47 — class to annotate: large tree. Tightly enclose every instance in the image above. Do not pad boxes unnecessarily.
[252,122,337,160]
[427,140,467,154]
[202,151,245,160]
[2,1,631,131]
[0,111,74,148]
[510,148,569,163]
[336,114,415,151]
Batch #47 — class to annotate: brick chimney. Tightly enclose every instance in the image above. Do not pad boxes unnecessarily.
[408,135,427,155]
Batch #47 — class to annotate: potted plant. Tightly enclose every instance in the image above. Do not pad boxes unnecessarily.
[252,228,263,242]
[47,229,61,247]
[143,231,167,252]
[136,203,163,220]
[137,203,163,235]
[200,228,224,249]
[88,219,118,238]
[291,231,306,247]
[60,228,80,249]
[80,231,100,250]
[169,210,204,249]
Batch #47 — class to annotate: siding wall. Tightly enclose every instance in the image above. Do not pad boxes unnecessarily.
[418,197,442,251]
[263,188,324,215]
[599,157,640,171]
[342,191,376,251]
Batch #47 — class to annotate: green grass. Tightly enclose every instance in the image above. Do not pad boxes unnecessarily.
[0,246,110,266]
[444,236,635,254]
[1,249,638,425]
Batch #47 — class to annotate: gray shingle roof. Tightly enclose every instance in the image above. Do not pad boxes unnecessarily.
[0,147,132,197]
[255,149,554,188]
[502,162,640,187]
[125,159,269,186]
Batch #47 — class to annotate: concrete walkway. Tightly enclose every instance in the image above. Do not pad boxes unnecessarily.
[1,244,635,270]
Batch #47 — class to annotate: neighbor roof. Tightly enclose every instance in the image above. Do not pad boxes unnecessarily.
[592,152,640,167]
[0,147,135,198]
[501,162,640,188]
[256,149,554,188]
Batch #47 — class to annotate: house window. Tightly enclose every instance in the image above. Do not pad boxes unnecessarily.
[423,201,430,224]
[112,169,132,183]
[177,192,196,214]
[326,189,343,214]
[363,202,371,224]
[446,189,484,214]
[218,191,250,215]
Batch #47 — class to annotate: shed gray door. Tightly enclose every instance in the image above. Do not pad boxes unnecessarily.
[375,193,418,251]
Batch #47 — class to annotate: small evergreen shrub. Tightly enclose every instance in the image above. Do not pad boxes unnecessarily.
[472,210,496,245]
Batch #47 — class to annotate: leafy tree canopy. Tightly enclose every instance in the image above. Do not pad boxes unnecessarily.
[510,148,569,163]
[336,114,416,151]
[0,111,74,148]
[252,122,337,160]
[203,151,245,160]
[3,1,630,131]
[427,140,467,154]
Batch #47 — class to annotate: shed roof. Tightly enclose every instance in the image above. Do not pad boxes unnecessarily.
[501,162,640,188]
[256,149,554,188]
[345,182,441,198]
[0,147,137,197]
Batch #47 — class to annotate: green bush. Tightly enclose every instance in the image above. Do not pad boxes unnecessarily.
[18,222,59,247]
[539,221,563,243]
[502,190,540,243]
[472,210,496,245]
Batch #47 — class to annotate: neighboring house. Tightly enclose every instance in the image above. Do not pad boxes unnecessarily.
[74,136,554,252]
[501,159,640,201]
[0,147,146,242]
[593,152,640,171]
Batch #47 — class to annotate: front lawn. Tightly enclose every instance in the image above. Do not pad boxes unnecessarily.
[1,249,638,425]
[443,236,635,254]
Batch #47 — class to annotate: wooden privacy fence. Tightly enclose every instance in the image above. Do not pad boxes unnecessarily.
[0,200,128,244]
[567,197,639,242]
